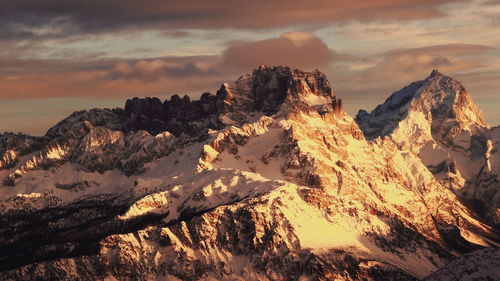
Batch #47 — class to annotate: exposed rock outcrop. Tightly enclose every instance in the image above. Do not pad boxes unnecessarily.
[0,66,497,281]
[356,70,500,225]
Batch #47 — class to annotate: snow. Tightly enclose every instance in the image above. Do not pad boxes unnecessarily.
[356,70,500,229]
[16,192,43,198]
[275,189,366,249]
[302,93,330,106]
[389,84,418,107]
[45,144,67,160]
[212,124,285,180]
[1,66,498,280]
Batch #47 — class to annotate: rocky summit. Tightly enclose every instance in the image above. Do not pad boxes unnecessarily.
[356,70,500,226]
[0,66,499,281]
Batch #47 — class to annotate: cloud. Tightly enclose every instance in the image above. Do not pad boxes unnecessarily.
[102,58,218,82]
[341,44,495,85]
[0,0,463,39]
[0,69,228,101]
[222,32,336,70]
[0,54,225,100]
[385,44,495,57]
[0,32,338,100]
[326,43,498,115]
[0,57,113,75]
[1,34,498,127]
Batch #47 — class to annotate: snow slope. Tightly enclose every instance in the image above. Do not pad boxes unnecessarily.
[356,70,500,226]
[0,66,498,281]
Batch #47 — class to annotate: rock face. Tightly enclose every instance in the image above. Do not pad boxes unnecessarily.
[356,70,487,148]
[356,70,500,226]
[46,66,343,139]
[0,66,498,281]
[0,133,44,170]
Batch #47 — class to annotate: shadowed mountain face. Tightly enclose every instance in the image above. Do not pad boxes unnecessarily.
[423,247,500,281]
[44,66,342,139]
[0,66,499,281]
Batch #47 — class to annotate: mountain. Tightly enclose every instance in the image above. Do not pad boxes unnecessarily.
[0,66,499,281]
[356,70,500,227]
[423,247,500,281]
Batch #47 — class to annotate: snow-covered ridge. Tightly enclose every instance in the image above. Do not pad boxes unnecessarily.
[356,69,500,226]
[356,69,487,144]
[44,66,343,140]
[1,66,344,180]
[0,66,499,280]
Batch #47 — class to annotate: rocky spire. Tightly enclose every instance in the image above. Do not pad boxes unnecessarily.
[217,65,342,117]
[429,69,442,78]
[44,66,342,139]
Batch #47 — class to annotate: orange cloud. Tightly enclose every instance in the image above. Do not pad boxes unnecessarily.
[222,32,335,70]
[0,32,340,100]
[0,70,227,101]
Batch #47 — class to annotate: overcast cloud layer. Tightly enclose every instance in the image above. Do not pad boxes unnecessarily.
[0,0,499,135]
[0,0,463,38]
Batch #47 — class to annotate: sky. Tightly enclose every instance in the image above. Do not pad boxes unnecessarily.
[1,0,499,136]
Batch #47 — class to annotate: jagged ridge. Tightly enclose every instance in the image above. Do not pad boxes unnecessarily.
[0,66,498,281]
[356,69,500,227]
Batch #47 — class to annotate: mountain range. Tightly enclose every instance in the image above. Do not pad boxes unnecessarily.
[0,66,499,280]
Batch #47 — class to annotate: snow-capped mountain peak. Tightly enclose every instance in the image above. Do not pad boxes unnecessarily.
[357,70,500,227]
[217,65,343,120]
[1,66,499,280]
[356,69,487,151]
